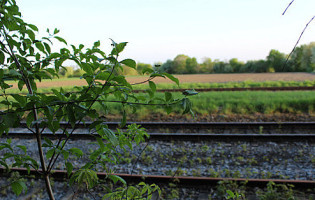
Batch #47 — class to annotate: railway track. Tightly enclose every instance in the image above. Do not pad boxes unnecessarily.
[17,121,315,134]
[1,167,314,200]
[1,122,314,199]
[1,167,314,189]
[5,131,315,142]
[3,124,314,181]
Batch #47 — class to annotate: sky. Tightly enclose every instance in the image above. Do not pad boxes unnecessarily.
[18,0,315,64]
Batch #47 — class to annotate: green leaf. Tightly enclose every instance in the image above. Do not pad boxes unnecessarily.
[43,137,53,147]
[49,52,61,59]
[108,175,126,185]
[120,110,126,128]
[116,42,127,53]
[69,148,83,157]
[72,169,98,189]
[162,73,179,86]
[165,105,172,114]
[28,24,38,31]
[226,190,235,198]
[120,59,136,69]
[46,149,55,159]
[93,40,100,47]
[35,53,40,61]
[149,81,156,93]
[112,75,132,89]
[26,30,35,41]
[181,98,192,114]
[53,28,60,34]
[150,73,165,78]
[4,113,19,127]
[11,180,27,196]
[65,162,73,176]
[11,94,26,106]
[54,36,67,45]
[88,121,103,131]
[66,105,76,128]
[9,70,21,77]
[95,71,110,80]
[35,42,45,53]
[44,42,51,54]
[142,67,154,74]
[0,51,4,64]
[95,137,105,152]
[165,92,172,102]
[26,112,34,128]
[16,145,27,153]
[110,40,127,55]
[102,128,119,146]
[17,80,24,91]
[182,89,198,96]
[81,63,93,75]
[62,150,69,160]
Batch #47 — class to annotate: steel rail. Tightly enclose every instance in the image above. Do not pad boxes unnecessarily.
[15,121,315,135]
[5,131,315,142]
[1,167,314,189]
[19,121,315,129]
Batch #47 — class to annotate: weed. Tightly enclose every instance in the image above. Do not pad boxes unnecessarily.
[256,182,295,200]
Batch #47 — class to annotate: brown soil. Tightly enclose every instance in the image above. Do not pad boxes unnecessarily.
[9,72,315,89]
[129,72,315,84]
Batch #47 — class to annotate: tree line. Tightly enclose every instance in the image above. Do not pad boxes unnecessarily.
[154,42,315,74]
[36,41,315,78]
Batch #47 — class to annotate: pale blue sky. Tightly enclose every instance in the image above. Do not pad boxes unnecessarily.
[18,0,315,64]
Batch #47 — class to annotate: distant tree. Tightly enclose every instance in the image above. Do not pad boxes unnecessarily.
[290,46,304,72]
[213,60,233,73]
[301,42,315,72]
[289,42,315,72]
[58,66,74,77]
[242,60,268,73]
[229,58,244,73]
[159,59,174,73]
[72,68,85,77]
[266,49,286,72]
[185,57,199,74]
[200,57,214,73]
[173,54,189,74]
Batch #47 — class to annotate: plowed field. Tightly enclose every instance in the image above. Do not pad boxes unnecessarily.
[10,72,315,89]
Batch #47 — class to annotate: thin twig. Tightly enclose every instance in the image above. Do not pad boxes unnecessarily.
[282,0,295,15]
[87,188,97,200]
[125,142,149,199]
[282,16,315,70]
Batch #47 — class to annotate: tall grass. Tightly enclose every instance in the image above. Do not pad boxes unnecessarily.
[2,82,314,118]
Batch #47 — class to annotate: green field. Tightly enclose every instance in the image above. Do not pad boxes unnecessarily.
[91,91,315,118]
[132,80,315,90]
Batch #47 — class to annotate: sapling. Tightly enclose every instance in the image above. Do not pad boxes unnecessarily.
[0,1,196,199]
